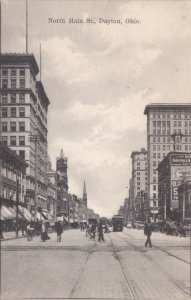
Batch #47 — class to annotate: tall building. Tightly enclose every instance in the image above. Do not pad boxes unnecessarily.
[144,103,191,220]
[0,54,50,215]
[130,148,148,220]
[56,149,69,221]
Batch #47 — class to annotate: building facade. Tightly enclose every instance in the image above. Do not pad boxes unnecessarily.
[144,103,191,220]
[0,142,29,229]
[0,54,50,216]
[56,149,69,221]
[130,148,148,221]
[158,152,191,221]
[47,158,57,221]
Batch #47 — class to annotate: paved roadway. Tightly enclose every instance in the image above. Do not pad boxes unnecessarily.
[1,228,190,300]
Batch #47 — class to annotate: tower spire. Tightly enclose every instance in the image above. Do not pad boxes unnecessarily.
[83,180,87,208]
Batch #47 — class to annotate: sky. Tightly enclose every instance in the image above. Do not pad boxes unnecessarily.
[2,0,191,218]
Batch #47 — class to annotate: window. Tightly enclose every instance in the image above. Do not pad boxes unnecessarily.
[19,136,25,146]
[153,161,156,167]
[11,107,16,117]
[153,177,156,183]
[19,79,25,88]
[2,79,8,88]
[2,122,7,132]
[10,136,16,146]
[10,122,16,132]
[19,69,25,76]
[19,94,25,103]
[1,136,8,145]
[167,145,170,151]
[2,107,8,117]
[153,137,156,142]
[158,145,161,151]
[185,121,188,127]
[185,145,188,151]
[11,69,16,76]
[157,137,160,142]
[1,94,8,104]
[11,79,16,89]
[2,69,8,76]
[153,145,156,151]
[19,150,25,159]
[137,177,140,180]
[11,94,16,104]
[153,153,156,158]
[19,122,25,131]
[163,137,166,142]
[19,107,25,117]
[158,153,161,159]
[174,121,177,127]
[163,145,166,150]
[153,185,156,191]
[137,182,140,186]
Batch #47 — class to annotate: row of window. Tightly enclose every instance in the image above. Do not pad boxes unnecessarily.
[1,121,25,132]
[153,120,191,127]
[153,144,171,151]
[151,113,191,119]
[1,78,25,89]
[153,128,191,135]
[1,136,26,146]
[2,69,25,77]
[1,93,25,104]
[152,136,191,143]
[1,107,25,117]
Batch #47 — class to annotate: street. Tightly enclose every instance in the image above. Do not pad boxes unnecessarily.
[1,228,190,300]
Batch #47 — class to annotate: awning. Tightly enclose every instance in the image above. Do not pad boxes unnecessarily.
[1,205,15,220]
[18,206,32,221]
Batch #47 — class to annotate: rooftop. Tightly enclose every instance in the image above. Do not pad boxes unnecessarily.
[1,53,39,75]
[144,103,191,115]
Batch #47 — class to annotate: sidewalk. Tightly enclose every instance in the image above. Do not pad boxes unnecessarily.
[1,231,26,241]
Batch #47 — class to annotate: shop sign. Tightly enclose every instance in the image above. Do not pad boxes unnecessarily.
[171,180,182,201]
[171,154,191,166]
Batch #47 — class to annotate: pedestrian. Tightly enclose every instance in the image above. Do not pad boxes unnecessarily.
[41,221,50,242]
[144,220,152,248]
[26,222,33,241]
[55,221,63,242]
[98,223,104,242]
[90,223,96,240]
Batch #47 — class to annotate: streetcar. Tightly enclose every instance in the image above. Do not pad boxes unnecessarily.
[112,215,124,232]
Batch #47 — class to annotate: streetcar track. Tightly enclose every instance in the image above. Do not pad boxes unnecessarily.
[113,231,190,298]
[121,231,190,265]
[68,241,96,298]
[107,233,137,299]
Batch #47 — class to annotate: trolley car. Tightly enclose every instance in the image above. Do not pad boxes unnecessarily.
[112,215,124,232]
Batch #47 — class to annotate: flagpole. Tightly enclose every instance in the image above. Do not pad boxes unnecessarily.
[26,0,28,53]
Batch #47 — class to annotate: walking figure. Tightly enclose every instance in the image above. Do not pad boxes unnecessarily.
[144,220,152,248]
[55,221,63,242]
[90,223,96,240]
[98,223,104,242]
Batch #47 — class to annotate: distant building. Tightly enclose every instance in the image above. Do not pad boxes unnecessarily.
[0,53,50,215]
[47,157,57,221]
[158,152,191,221]
[144,103,191,220]
[56,149,69,221]
[130,148,148,221]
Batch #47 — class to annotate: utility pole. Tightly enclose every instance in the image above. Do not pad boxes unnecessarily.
[16,175,19,238]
